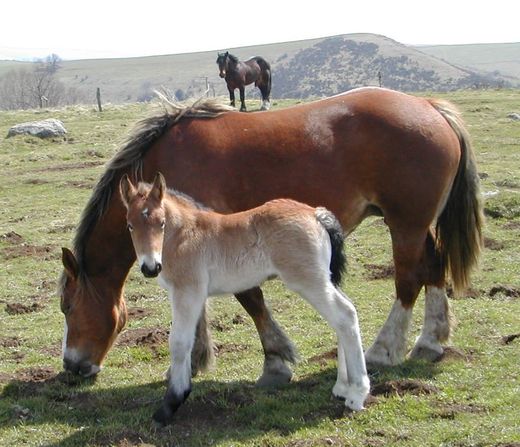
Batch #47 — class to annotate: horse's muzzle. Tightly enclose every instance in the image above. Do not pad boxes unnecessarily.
[141,262,162,278]
[63,358,100,377]
[219,72,226,78]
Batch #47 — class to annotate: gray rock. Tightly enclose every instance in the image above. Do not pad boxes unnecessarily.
[507,112,520,121]
[7,119,67,138]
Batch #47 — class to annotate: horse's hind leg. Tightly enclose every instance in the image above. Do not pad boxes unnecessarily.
[409,231,454,361]
[292,280,369,410]
[259,83,270,111]
[365,228,427,367]
[235,287,297,387]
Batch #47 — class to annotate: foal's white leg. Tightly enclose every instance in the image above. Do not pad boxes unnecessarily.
[364,298,413,367]
[153,287,206,425]
[293,281,369,410]
[409,286,453,361]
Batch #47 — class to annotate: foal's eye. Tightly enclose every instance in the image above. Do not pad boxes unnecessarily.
[127,223,133,232]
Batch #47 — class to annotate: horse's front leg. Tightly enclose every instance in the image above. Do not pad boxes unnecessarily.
[235,287,297,386]
[239,86,246,112]
[153,289,206,426]
[228,88,235,108]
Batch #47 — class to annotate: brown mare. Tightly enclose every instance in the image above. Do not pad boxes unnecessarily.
[216,51,271,111]
[120,173,369,424]
[60,87,483,386]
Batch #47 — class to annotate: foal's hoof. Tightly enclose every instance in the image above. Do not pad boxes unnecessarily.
[256,358,293,388]
[152,404,175,427]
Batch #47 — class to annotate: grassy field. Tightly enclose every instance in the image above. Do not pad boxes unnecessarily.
[0,90,519,447]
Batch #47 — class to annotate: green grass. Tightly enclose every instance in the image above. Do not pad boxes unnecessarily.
[0,90,519,446]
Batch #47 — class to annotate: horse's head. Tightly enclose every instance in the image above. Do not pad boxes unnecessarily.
[120,173,166,279]
[216,51,229,78]
[60,248,127,377]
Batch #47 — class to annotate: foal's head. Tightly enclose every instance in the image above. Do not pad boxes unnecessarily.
[120,173,166,278]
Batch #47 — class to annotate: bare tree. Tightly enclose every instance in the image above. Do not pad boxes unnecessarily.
[0,54,66,110]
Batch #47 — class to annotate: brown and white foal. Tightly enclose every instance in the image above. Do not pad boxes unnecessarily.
[120,173,369,425]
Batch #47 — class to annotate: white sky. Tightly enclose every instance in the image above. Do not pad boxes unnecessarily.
[1,0,519,60]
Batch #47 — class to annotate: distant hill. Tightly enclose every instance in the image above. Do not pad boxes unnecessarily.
[0,34,517,106]
[413,42,520,85]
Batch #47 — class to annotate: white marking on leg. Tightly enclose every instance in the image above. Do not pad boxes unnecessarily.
[410,286,452,358]
[365,299,413,366]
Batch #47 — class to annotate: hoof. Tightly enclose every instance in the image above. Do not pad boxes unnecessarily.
[152,387,191,426]
[408,344,443,362]
[333,379,370,411]
[256,369,292,388]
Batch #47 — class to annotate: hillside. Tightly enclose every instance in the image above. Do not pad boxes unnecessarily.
[0,34,516,105]
[415,42,520,84]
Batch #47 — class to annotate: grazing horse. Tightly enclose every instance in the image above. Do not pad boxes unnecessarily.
[59,87,483,387]
[119,172,369,425]
[216,51,271,111]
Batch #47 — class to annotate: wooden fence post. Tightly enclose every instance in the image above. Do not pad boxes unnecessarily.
[96,87,102,112]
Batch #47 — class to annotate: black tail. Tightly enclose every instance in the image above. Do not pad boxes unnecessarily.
[315,208,347,286]
[254,56,271,100]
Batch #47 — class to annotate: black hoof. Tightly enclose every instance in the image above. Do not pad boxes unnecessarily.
[152,386,192,426]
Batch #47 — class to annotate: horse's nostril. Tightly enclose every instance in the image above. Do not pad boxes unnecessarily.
[156,263,162,274]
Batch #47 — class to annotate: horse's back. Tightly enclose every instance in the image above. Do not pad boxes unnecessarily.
[149,87,462,231]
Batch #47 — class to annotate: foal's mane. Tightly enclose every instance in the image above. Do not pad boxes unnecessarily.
[73,93,233,271]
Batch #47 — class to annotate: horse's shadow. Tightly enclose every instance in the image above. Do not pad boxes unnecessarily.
[0,359,442,446]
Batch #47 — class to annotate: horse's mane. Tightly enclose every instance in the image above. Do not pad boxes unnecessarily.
[73,93,233,270]
[227,53,239,64]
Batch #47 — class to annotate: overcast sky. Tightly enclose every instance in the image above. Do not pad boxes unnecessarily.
[1,0,519,60]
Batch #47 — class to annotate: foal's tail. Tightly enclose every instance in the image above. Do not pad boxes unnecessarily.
[429,99,484,296]
[315,208,347,286]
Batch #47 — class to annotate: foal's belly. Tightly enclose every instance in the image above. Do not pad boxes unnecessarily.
[207,260,276,296]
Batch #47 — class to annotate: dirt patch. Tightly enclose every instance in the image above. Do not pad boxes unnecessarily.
[64,180,95,189]
[24,178,49,185]
[488,285,520,299]
[127,307,153,320]
[371,379,439,397]
[47,224,76,234]
[308,348,337,366]
[117,327,169,349]
[483,236,505,250]
[364,263,394,280]
[3,243,55,260]
[435,346,472,363]
[214,343,249,356]
[501,333,520,345]
[0,336,23,347]
[433,402,486,419]
[15,366,57,383]
[5,302,45,315]
[33,160,104,172]
[40,342,62,358]
[502,221,520,230]
[1,231,24,243]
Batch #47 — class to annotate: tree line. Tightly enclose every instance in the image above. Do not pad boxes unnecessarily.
[0,54,86,110]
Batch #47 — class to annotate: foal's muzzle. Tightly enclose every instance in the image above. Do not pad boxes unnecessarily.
[141,262,162,278]
[63,358,100,377]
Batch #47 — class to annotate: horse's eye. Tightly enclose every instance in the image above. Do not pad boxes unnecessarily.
[160,220,166,229]
[127,223,133,232]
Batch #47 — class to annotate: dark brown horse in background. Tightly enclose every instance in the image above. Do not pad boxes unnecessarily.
[216,51,271,111]
[60,88,483,392]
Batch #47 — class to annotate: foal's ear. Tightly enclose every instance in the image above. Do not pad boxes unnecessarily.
[151,172,166,202]
[119,174,135,208]
[61,247,79,280]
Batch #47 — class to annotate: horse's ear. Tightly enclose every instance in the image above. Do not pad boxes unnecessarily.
[225,51,228,56]
[151,172,166,202]
[61,247,79,280]
[119,174,135,208]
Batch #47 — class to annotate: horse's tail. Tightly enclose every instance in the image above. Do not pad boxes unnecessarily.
[429,98,484,296]
[315,208,347,286]
[255,56,272,98]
